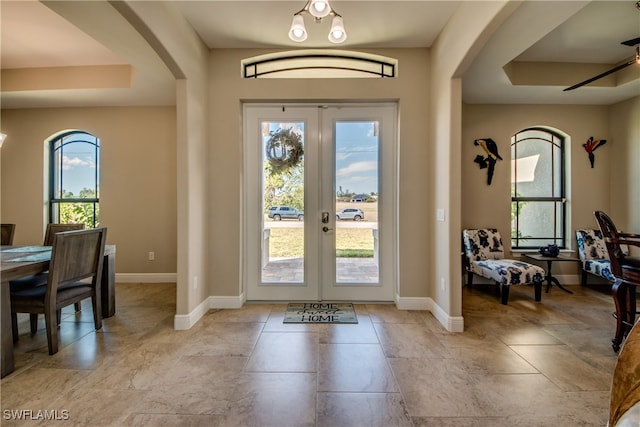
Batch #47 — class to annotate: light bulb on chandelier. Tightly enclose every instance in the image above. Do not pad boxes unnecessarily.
[289,0,347,44]
[309,0,331,18]
[289,14,308,42]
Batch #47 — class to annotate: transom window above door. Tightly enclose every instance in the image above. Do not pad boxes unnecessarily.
[241,50,397,78]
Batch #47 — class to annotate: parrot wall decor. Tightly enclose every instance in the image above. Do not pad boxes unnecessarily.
[473,138,502,185]
[583,136,607,168]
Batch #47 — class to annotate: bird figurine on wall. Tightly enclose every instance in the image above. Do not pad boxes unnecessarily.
[474,138,503,185]
[583,136,607,168]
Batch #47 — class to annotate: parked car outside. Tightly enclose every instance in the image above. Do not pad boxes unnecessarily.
[336,208,365,221]
[268,206,304,221]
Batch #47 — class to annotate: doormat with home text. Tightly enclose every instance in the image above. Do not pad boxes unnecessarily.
[284,303,358,324]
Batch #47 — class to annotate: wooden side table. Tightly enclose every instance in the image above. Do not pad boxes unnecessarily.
[522,253,581,294]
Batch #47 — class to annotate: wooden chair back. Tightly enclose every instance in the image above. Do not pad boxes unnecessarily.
[47,228,106,294]
[43,223,85,246]
[594,211,624,277]
[11,228,106,354]
[1,223,16,245]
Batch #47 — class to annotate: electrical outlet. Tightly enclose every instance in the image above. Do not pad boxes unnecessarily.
[148,251,155,261]
[440,277,446,291]
[193,276,198,289]
[436,208,445,222]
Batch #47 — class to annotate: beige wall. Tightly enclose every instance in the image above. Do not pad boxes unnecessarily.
[208,48,431,299]
[0,107,177,274]
[461,103,613,276]
[123,1,210,317]
[609,96,640,233]
[429,0,512,322]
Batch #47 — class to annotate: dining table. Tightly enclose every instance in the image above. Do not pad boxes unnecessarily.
[1,244,116,378]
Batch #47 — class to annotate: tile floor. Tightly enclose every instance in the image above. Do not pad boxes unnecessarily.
[1,281,619,426]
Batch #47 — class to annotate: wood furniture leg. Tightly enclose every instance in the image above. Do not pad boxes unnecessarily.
[101,252,116,318]
[612,279,629,352]
[534,281,542,301]
[624,284,637,334]
[1,281,15,378]
[542,259,573,294]
[501,284,510,305]
[466,271,474,288]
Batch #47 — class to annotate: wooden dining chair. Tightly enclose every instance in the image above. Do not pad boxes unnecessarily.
[594,211,640,351]
[46,224,85,314]
[43,223,85,246]
[1,223,16,245]
[10,228,107,355]
[10,223,86,336]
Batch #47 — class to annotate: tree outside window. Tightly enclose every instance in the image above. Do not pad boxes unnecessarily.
[49,130,100,229]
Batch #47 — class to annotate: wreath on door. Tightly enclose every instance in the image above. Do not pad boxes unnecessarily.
[265,128,304,174]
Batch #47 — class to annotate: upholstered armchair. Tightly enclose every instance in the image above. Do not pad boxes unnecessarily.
[575,229,614,285]
[462,228,545,304]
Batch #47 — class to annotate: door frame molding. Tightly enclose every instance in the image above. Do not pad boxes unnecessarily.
[241,102,398,302]
[319,104,398,301]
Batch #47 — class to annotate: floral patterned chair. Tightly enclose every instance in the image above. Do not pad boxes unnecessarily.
[462,228,545,304]
[575,229,614,284]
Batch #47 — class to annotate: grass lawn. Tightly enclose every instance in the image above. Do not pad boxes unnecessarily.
[266,201,378,258]
[268,227,375,258]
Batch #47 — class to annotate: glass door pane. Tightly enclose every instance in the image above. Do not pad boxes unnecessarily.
[335,121,379,283]
[261,121,305,284]
[244,105,320,301]
[244,104,396,302]
[320,104,396,302]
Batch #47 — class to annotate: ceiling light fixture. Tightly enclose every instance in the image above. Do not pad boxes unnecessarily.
[289,0,347,44]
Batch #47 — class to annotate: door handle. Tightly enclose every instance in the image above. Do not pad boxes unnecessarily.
[322,226,333,232]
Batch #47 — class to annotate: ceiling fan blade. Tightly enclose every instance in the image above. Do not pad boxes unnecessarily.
[621,37,640,47]
[563,58,637,91]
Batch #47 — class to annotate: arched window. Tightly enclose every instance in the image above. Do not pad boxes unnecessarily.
[49,130,100,228]
[511,128,565,249]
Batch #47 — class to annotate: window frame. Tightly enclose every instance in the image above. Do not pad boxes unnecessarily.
[511,127,566,249]
[48,130,100,228]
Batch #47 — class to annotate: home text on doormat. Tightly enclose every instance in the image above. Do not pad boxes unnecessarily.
[284,303,358,324]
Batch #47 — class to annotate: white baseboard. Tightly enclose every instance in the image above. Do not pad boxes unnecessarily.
[395,295,464,333]
[125,274,594,332]
[209,294,245,309]
[173,293,463,332]
[395,295,431,310]
[116,273,177,283]
[174,296,210,330]
[430,300,465,332]
[173,293,246,330]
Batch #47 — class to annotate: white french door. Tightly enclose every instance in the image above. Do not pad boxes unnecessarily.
[243,103,397,301]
